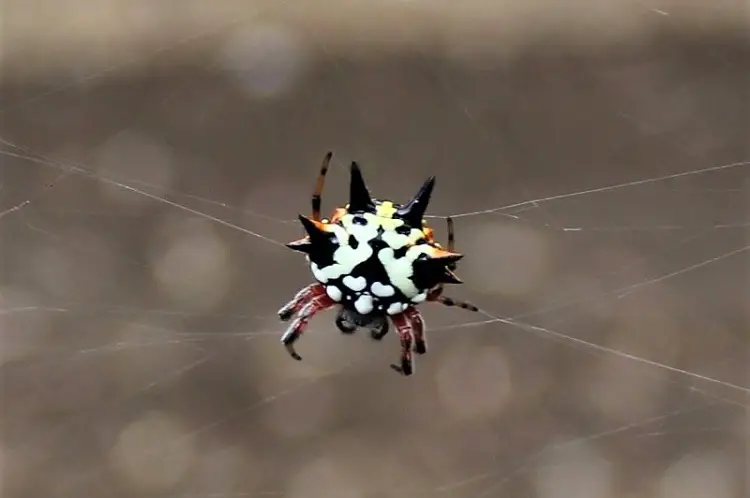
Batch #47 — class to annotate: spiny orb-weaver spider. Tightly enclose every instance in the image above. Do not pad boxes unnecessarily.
[278,152,479,376]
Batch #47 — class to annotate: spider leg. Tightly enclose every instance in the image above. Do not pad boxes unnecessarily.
[406,307,427,355]
[426,217,479,312]
[389,307,425,376]
[427,291,480,312]
[280,285,336,360]
[311,152,333,221]
[277,283,324,321]
[445,216,457,271]
[429,217,460,300]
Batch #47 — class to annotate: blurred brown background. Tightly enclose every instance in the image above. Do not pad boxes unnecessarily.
[1,2,748,498]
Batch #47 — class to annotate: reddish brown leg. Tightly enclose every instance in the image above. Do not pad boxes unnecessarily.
[389,307,425,376]
[279,283,336,360]
[278,283,325,321]
[404,307,427,354]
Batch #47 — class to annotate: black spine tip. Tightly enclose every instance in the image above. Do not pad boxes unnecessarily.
[297,214,332,245]
[398,176,436,227]
[348,161,376,213]
[285,240,312,253]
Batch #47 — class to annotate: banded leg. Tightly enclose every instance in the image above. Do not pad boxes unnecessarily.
[279,284,336,360]
[431,217,459,299]
[445,217,457,271]
[429,217,480,313]
[404,307,427,354]
[311,152,333,221]
[389,308,425,376]
[428,293,479,312]
[278,283,324,321]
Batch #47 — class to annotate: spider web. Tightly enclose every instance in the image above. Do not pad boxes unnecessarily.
[1,4,748,498]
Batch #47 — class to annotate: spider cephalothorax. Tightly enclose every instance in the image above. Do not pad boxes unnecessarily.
[278,152,478,376]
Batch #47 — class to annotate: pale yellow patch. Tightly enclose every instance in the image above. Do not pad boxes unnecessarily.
[407,228,426,245]
[364,212,402,231]
[375,201,397,218]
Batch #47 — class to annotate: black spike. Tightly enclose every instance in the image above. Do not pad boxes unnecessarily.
[349,162,376,213]
[285,239,313,254]
[292,215,337,267]
[411,253,463,289]
[298,214,328,242]
[430,253,464,266]
[397,176,435,228]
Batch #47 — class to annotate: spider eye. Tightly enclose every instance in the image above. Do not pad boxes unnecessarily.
[352,216,368,226]
[395,225,411,235]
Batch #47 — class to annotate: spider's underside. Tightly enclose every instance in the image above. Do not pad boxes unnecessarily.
[278,152,478,376]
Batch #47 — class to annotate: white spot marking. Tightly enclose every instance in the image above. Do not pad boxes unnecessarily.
[377,245,431,298]
[412,292,427,303]
[318,238,374,281]
[326,224,349,244]
[325,285,342,302]
[371,282,395,297]
[311,263,329,283]
[400,303,410,312]
[386,302,403,315]
[381,230,410,250]
[339,215,380,244]
[342,276,367,292]
[354,295,374,315]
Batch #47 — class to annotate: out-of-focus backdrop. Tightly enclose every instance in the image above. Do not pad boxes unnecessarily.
[1,2,748,498]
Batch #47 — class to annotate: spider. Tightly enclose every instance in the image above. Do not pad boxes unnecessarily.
[278,152,479,376]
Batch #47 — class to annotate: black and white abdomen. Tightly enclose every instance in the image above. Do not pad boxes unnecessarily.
[307,213,432,316]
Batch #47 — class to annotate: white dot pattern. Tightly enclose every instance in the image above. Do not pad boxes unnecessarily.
[308,211,441,316]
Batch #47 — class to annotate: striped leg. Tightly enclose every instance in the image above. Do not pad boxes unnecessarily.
[279,283,336,360]
[429,217,479,313]
[311,152,333,221]
[389,307,425,376]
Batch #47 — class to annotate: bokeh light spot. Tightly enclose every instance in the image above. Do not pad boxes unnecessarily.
[110,411,196,491]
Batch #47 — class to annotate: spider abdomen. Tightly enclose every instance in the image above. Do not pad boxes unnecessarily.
[306,212,442,316]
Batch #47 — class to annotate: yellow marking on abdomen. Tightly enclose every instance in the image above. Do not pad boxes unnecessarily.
[376,201,397,218]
